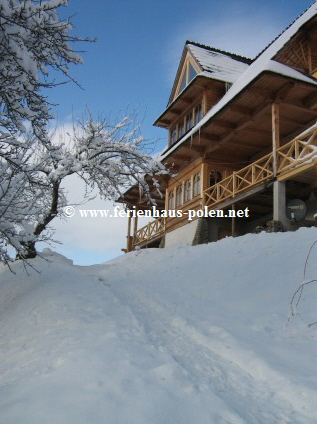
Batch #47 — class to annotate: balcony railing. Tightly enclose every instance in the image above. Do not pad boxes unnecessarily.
[277,125,317,173]
[203,152,274,207]
[134,217,165,246]
[131,124,317,249]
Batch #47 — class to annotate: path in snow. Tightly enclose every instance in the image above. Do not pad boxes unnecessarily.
[95,266,315,424]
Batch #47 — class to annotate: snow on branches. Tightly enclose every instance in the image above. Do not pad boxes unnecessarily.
[1,115,165,260]
[0,0,85,136]
[0,1,164,262]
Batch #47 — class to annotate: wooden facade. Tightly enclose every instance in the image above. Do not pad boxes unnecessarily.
[122,4,317,252]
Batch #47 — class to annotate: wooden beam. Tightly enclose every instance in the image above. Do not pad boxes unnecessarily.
[228,105,253,116]
[284,99,317,116]
[203,102,271,154]
[274,81,295,101]
[272,102,280,176]
[240,127,271,138]
[304,93,317,110]
[211,119,236,129]
[181,145,206,154]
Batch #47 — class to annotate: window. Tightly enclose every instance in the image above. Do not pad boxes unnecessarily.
[209,170,222,187]
[168,191,174,209]
[179,73,187,93]
[178,121,184,139]
[188,63,196,84]
[177,60,197,96]
[169,100,203,146]
[186,112,193,132]
[194,103,202,125]
[170,127,177,145]
[184,179,191,202]
[176,185,183,207]
[193,173,201,197]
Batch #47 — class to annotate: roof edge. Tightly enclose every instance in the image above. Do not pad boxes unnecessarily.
[185,40,252,64]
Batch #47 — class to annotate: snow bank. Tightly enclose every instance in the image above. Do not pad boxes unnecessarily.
[1,228,317,423]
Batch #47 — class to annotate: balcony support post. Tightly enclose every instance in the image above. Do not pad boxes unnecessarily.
[132,212,138,249]
[273,180,290,230]
[126,213,133,252]
[272,102,280,177]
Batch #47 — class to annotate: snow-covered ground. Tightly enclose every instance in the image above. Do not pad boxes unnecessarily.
[1,228,317,423]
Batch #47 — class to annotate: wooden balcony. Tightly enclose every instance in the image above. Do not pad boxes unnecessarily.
[131,124,317,249]
[277,125,317,174]
[203,153,274,208]
[134,217,165,246]
[204,124,317,208]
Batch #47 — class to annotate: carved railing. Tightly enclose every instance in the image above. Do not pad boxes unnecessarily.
[134,217,165,246]
[203,153,274,207]
[132,125,317,248]
[277,125,317,174]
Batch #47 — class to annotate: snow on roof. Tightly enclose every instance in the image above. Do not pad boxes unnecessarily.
[160,59,317,160]
[187,43,250,84]
[160,2,317,161]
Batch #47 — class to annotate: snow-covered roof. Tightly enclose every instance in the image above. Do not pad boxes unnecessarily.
[187,43,250,84]
[160,2,317,160]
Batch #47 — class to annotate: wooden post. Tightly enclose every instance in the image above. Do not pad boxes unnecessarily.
[132,213,138,248]
[272,102,280,176]
[126,213,132,252]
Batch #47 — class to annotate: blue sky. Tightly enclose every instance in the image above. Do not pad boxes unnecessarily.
[46,0,315,265]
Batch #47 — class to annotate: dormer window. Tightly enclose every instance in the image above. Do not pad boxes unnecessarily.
[177,60,198,96]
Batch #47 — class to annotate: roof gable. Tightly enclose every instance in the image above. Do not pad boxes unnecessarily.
[187,42,251,83]
[168,42,251,105]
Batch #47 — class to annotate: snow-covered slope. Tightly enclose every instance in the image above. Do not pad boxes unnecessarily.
[1,228,317,423]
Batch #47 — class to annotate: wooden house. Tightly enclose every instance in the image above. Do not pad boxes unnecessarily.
[122,3,317,252]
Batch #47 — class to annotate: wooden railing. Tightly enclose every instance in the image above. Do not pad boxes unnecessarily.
[131,124,317,249]
[134,217,165,246]
[203,153,274,207]
[277,125,317,173]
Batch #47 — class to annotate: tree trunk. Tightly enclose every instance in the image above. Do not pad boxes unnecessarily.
[17,181,60,260]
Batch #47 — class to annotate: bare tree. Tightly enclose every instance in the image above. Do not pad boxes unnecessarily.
[0,0,87,262]
[16,116,164,259]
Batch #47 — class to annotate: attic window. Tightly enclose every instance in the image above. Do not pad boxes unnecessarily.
[177,60,197,95]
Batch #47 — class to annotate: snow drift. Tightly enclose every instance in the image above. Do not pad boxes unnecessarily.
[1,228,317,423]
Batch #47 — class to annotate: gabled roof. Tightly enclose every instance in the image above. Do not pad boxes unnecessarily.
[167,42,251,105]
[160,1,317,160]
[187,42,251,84]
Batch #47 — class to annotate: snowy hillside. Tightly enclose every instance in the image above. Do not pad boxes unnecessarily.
[1,228,317,423]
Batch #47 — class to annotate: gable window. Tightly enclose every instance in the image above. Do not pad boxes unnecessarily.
[179,73,187,93]
[177,60,198,96]
[193,172,201,197]
[188,63,196,84]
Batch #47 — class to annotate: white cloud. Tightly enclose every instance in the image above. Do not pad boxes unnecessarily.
[163,3,288,85]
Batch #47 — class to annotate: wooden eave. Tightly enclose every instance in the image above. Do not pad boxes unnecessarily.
[161,70,317,170]
[154,75,225,128]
